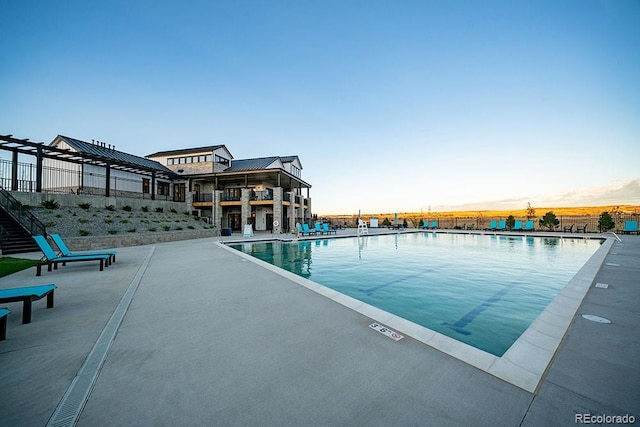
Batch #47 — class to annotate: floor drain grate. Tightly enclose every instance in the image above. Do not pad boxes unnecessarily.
[46,246,156,427]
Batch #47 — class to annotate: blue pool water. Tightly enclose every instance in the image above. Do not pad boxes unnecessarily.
[230,233,601,356]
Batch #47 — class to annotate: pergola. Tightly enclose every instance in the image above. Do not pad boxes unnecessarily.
[0,134,178,199]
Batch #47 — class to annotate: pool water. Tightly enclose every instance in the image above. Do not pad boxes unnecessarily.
[230,233,601,356]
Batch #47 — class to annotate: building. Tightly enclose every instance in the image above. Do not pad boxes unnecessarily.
[44,135,177,199]
[146,147,312,233]
[0,134,312,233]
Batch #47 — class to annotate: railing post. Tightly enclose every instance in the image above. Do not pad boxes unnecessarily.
[36,146,43,192]
[105,164,111,197]
[11,150,18,191]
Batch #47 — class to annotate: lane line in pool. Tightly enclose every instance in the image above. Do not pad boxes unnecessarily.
[443,282,518,335]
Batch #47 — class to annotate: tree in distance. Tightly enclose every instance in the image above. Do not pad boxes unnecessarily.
[539,211,560,231]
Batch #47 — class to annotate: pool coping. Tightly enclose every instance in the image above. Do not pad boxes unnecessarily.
[218,233,615,393]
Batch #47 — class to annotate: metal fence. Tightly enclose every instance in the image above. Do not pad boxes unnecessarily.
[0,159,172,200]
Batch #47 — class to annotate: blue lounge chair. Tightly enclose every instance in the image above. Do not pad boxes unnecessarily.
[33,235,111,276]
[512,220,523,231]
[622,220,639,234]
[0,284,57,324]
[322,223,336,235]
[430,221,438,229]
[523,220,534,232]
[314,223,324,234]
[51,234,116,263]
[576,224,587,233]
[563,224,574,233]
[485,220,497,231]
[0,308,10,340]
[496,220,506,231]
[422,220,429,229]
[302,223,316,235]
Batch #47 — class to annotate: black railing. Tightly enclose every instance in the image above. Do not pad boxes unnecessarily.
[193,193,213,202]
[0,186,47,237]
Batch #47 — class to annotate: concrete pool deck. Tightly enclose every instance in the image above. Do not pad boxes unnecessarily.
[0,229,638,426]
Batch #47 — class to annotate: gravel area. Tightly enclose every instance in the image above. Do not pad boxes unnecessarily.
[31,205,214,238]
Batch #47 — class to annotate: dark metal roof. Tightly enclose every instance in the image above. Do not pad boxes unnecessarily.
[57,135,173,174]
[226,157,281,172]
[279,156,299,163]
[146,145,229,158]
[225,155,302,172]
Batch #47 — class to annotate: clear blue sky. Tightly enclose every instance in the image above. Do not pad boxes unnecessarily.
[1,0,639,214]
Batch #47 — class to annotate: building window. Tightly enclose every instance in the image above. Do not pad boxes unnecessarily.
[205,154,212,162]
[215,155,229,166]
[173,183,185,202]
[142,178,150,194]
[158,182,170,196]
[168,158,175,165]
[291,165,301,177]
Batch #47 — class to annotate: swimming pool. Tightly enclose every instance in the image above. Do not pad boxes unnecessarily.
[230,233,602,356]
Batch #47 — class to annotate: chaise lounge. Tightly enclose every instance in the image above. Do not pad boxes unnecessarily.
[523,220,535,232]
[50,234,117,263]
[622,220,639,235]
[33,235,111,276]
[0,284,57,324]
[0,308,10,340]
[322,223,337,235]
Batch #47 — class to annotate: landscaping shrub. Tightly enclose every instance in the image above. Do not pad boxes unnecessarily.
[141,206,149,212]
[122,205,132,212]
[598,211,615,232]
[41,199,59,209]
[78,229,90,236]
[539,211,559,231]
[78,202,91,210]
[155,207,164,213]
[105,204,116,211]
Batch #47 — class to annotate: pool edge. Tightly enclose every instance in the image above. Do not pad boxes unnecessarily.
[217,235,614,393]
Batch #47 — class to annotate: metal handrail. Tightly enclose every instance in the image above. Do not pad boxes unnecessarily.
[0,186,47,237]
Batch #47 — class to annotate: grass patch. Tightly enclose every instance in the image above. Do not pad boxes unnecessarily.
[0,257,38,277]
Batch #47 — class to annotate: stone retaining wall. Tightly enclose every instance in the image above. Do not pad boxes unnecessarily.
[63,229,216,250]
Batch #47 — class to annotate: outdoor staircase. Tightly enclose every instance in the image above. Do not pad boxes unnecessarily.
[0,186,45,255]
[0,209,39,254]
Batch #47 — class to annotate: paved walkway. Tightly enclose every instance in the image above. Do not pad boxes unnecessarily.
[0,230,637,426]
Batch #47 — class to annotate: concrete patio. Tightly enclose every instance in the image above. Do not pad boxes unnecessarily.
[0,229,638,426]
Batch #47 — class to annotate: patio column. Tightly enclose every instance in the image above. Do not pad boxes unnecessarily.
[213,189,222,229]
[288,190,296,230]
[241,188,251,229]
[273,187,283,234]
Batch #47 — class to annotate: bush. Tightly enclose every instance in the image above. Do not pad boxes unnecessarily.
[104,218,114,224]
[598,211,615,232]
[141,206,149,212]
[127,227,137,233]
[41,199,59,209]
[148,227,157,232]
[155,207,164,213]
[122,205,132,212]
[78,218,90,224]
[539,211,559,231]
[506,215,516,230]
[105,204,116,211]
[78,202,91,210]
[78,229,90,236]
[44,221,56,228]
[170,208,178,214]
[107,229,118,235]
[162,225,171,231]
